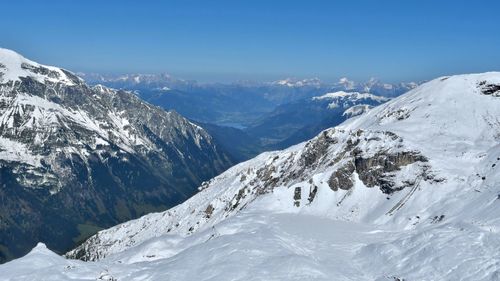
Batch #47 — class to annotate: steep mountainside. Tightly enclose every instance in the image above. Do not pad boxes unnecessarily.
[194,122,262,163]
[3,72,499,280]
[0,49,231,262]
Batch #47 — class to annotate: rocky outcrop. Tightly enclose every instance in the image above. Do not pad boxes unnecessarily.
[307,185,318,204]
[293,187,301,207]
[478,81,500,97]
[328,162,355,191]
[304,130,430,194]
[353,151,428,194]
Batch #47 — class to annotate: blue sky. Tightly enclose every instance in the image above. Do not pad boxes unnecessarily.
[2,0,500,82]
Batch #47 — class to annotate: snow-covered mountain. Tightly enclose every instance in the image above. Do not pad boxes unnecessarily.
[334,77,419,97]
[3,70,500,279]
[270,77,323,88]
[78,72,195,91]
[269,77,418,96]
[80,72,418,97]
[311,91,389,110]
[0,48,231,262]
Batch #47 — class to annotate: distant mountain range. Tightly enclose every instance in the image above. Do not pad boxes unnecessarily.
[79,72,418,98]
[0,49,232,262]
[79,72,419,160]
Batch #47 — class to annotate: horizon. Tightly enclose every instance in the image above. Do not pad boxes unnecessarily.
[2,0,500,83]
[77,70,423,85]
[2,45,495,86]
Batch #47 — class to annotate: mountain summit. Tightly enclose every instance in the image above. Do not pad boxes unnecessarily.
[0,49,231,262]
[0,48,78,85]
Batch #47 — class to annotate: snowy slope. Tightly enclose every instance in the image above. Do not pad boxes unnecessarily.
[4,211,500,281]
[0,48,76,85]
[312,90,389,111]
[3,72,500,280]
[312,90,389,101]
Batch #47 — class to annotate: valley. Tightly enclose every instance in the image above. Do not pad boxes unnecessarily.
[83,73,416,160]
[2,71,497,280]
[1,2,499,279]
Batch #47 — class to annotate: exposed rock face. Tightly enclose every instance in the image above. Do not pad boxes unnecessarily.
[353,151,428,194]
[204,204,214,218]
[478,81,500,97]
[0,49,232,262]
[215,128,432,200]
[300,130,339,168]
[324,132,429,194]
[328,162,355,191]
[307,185,318,204]
[293,186,301,206]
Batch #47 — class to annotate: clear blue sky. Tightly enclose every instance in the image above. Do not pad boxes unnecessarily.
[2,0,500,82]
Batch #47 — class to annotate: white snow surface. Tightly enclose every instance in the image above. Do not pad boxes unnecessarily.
[312,91,390,110]
[0,48,77,85]
[342,104,373,117]
[312,90,389,102]
[3,72,500,280]
[0,136,42,167]
[272,77,322,87]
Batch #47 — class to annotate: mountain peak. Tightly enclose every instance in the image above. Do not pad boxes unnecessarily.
[271,77,322,87]
[0,48,79,85]
[0,47,24,60]
[343,72,500,148]
[312,90,388,101]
